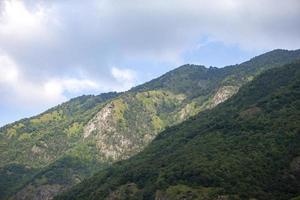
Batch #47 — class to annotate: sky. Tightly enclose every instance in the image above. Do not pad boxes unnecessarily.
[0,0,300,126]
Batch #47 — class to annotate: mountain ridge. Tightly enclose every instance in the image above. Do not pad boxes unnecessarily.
[2,49,299,129]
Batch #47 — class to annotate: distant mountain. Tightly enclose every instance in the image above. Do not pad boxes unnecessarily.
[0,49,299,200]
[56,61,300,200]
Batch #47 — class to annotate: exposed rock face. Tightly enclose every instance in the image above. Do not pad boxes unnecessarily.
[83,100,139,161]
[83,87,239,163]
[178,86,239,120]
[208,86,239,108]
[83,91,188,162]
[83,102,115,139]
[84,101,126,161]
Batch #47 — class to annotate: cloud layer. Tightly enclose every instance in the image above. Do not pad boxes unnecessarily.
[0,0,299,124]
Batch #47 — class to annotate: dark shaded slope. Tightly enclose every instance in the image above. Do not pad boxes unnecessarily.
[56,62,300,200]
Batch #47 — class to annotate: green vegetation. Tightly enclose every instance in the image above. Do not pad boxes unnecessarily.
[0,92,119,167]
[156,185,221,200]
[65,123,84,138]
[56,62,300,200]
[0,164,38,200]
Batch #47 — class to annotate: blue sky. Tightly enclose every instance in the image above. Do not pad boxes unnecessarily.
[0,0,299,126]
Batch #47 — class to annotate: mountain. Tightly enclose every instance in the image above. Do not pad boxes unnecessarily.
[0,49,300,199]
[56,61,300,200]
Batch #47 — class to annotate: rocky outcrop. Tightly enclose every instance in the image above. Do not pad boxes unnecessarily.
[83,102,115,139]
[208,86,239,108]
[83,86,239,163]
[83,91,188,162]
[83,99,140,161]
[83,101,127,161]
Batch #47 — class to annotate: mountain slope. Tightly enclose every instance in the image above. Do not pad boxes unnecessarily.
[0,92,120,199]
[56,62,300,200]
[1,49,300,199]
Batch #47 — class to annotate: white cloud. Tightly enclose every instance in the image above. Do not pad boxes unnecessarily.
[0,53,137,110]
[0,54,19,83]
[1,0,299,72]
[0,54,100,108]
[58,78,99,93]
[111,67,136,83]
[111,67,137,91]
[0,0,55,44]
